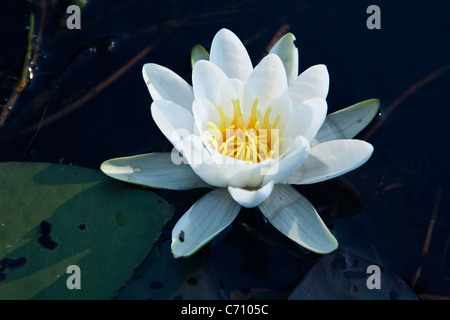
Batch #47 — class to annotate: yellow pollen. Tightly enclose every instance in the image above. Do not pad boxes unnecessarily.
[207,98,283,164]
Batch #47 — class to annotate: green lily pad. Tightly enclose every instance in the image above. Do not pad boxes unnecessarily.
[0,162,174,299]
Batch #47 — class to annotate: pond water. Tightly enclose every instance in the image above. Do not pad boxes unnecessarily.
[1,0,449,299]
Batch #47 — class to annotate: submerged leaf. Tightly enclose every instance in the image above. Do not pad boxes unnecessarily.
[116,240,224,300]
[288,249,418,300]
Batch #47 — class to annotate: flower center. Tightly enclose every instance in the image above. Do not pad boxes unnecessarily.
[205,98,283,164]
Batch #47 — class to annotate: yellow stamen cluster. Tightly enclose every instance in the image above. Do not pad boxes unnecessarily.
[206,98,283,164]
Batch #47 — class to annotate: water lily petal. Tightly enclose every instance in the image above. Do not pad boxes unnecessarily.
[279,136,293,156]
[192,60,228,104]
[266,94,293,132]
[269,32,299,86]
[288,64,329,107]
[171,188,241,257]
[182,134,230,187]
[313,99,380,144]
[217,78,254,124]
[263,135,309,185]
[192,98,220,134]
[185,132,273,189]
[151,100,195,151]
[208,150,273,188]
[191,44,210,69]
[284,98,328,141]
[228,181,274,208]
[100,153,210,190]
[246,54,288,112]
[142,63,194,111]
[259,184,338,254]
[210,28,253,82]
[285,139,374,185]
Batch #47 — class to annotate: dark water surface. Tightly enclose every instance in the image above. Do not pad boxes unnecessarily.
[1,0,449,299]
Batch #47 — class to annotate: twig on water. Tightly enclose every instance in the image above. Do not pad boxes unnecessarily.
[411,188,442,291]
[363,64,450,141]
[21,41,158,136]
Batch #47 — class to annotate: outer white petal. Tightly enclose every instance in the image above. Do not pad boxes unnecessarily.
[284,98,328,141]
[263,135,310,185]
[210,28,253,82]
[142,63,194,111]
[171,188,241,257]
[246,54,288,112]
[288,64,329,107]
[313,99,380,144]
[228,181,274,208]
[151,100,195,151]
[259,184,338,254]
[268,32,299,86]
[285,139,374,185]
[192,60,228,104]
[100,153,210,190]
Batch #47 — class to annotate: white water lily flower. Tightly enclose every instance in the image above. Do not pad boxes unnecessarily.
[101,29,379,258]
